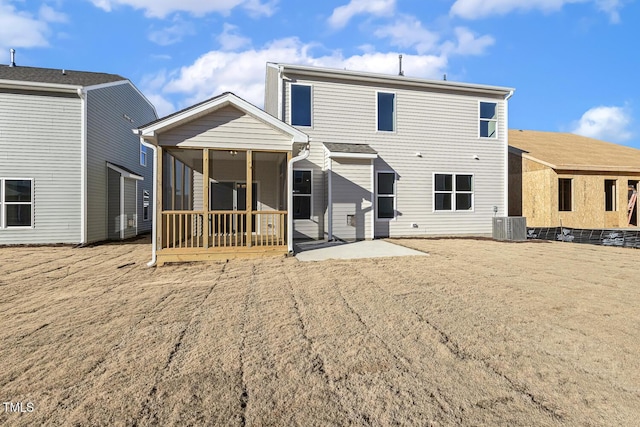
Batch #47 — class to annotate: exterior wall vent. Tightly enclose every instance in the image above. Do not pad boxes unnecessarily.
[492,217,527,241]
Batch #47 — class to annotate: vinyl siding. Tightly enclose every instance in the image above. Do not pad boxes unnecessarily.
[264,64,279,118]
[86,82,156,242]
[123,178,137,239]
[0,91,82,244]
[283,74,508,238]
[107,168,120,240]
[330,158,372,241]
[159,106,293,151]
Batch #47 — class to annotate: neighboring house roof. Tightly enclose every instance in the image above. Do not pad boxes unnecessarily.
[269,63,514,98]
[0,65,125,88]
[324,142,378,159]
[137,92,308,144]
[509,129,640,173]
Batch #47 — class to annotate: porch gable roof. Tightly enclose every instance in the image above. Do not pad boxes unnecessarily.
[136,92,308,144]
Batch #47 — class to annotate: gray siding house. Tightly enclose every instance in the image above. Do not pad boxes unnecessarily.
[265,63,514,240]
[0,64,157,244]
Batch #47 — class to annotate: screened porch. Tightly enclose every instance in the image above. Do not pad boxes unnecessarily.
[159,147,291,255]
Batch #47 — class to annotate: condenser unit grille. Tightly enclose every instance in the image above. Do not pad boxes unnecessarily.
[492,217,527,241]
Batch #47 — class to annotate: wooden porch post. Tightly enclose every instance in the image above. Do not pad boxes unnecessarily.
[286,151,292,246]
[246,150,252,247]
[203,148,209,249]
[157,146,163,251]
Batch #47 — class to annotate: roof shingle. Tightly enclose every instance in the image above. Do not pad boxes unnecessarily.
[0,65,125,87]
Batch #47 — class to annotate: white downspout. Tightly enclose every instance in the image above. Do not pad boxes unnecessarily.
[287,144,310,253]
[140,138,158,267]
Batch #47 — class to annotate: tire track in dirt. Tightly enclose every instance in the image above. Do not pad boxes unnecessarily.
[135,261,229,426]
[321,263,461,424]
[236,263,253,427]
[351,259,564,422]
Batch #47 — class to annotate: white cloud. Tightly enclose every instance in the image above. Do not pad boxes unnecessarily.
[39,4,69,23]
[441,27,495,56]
[141,37,448,116]
[374,15,440,55]
[88,0,276,18]
[450,0,624,22]
[328,0,395,29]
[571,105,633,142]
[217,23,251,51]
[148,16,195,45]
[0,2,53,55]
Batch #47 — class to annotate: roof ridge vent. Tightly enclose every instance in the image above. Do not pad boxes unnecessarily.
[9,49,16,67]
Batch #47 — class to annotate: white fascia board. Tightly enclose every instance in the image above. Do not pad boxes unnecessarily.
[327,152,378,160]
[0,79,81,93]
[107,162,144,180]
[277,64,514,97]
[138,92,308,144]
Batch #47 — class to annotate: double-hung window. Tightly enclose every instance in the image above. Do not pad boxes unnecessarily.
[479,102,497,138]
[377,172,396,219]
[377,92,395,132]
[293,170,312,219]
[434,174,473,211]
[291,84,312,127]
[1,179,33,228]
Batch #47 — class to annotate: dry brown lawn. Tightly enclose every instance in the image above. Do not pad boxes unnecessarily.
[0,237,639,426]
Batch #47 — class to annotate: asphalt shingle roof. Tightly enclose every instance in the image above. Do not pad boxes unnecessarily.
[0,65,126,87]
[323,142,378,155]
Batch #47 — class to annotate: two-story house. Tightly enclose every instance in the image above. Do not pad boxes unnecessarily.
[265,63,514,241]
[134,64,513,265]
[0,61,157,245]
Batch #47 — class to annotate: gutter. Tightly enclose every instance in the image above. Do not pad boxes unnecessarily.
[78,88,87,244]
[138,136,158,267]
[287,144,310,253]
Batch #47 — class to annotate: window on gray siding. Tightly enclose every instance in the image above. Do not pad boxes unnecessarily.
[2,179,33,227]
[377,92,395,132]
[434,174,473,211]
[140,144,147,167]
[291,84,312,127]
[293,170,312,219]
[377,172,396,219]
[479,102,497,138]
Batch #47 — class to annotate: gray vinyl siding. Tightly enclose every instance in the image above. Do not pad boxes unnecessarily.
[0,91,82,244]
[283,74,507,238]
[159,106,293,151]
[330,158,372,241]
[123,178,137,239]
[264,64,279,118]
[86,82,156,242]
[107,168,120,240]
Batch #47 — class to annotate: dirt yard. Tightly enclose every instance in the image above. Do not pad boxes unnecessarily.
[0,237,639,426]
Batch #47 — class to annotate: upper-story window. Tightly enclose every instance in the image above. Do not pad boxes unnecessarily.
[377,92,395,132]
[140,143,147,167]
[291,84,312,127]
[479,102,497,138]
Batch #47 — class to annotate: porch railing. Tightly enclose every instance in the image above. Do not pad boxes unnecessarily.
[161,210,287,250]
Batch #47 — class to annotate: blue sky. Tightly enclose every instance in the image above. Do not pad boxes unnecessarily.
[1,0,639,148]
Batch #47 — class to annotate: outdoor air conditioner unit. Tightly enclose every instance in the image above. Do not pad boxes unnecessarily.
[492,217,527,241]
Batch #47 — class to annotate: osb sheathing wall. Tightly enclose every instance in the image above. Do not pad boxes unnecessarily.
[510,153,640,228]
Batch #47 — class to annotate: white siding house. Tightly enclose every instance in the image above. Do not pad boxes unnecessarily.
[265,63,514,240]
[0,63,156,244]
